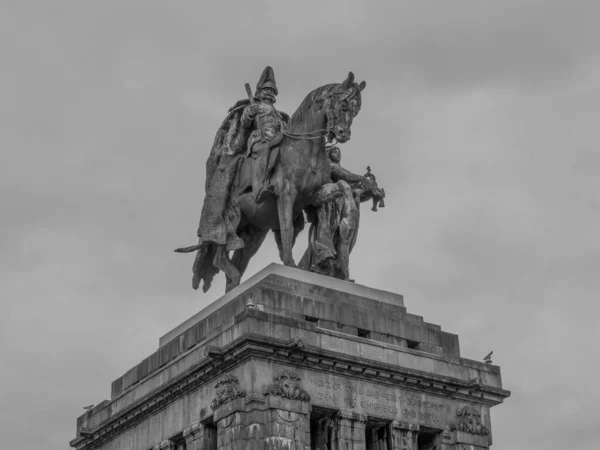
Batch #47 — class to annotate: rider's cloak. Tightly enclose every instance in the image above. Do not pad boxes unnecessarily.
[198,100,250,250]
[191,99,288,291]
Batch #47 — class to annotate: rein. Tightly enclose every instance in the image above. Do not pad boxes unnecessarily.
[282,128,330,140]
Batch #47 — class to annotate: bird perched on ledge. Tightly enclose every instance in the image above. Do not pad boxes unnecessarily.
[484,351,493,364]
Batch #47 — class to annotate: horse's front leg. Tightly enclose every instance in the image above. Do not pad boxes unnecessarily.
[276,181,297,267]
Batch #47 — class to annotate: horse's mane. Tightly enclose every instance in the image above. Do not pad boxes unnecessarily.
[289,82,362,129]
[288,84,335,127]
[289,83,337,127]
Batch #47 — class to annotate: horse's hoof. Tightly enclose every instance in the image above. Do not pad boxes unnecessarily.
[225,278,241,293]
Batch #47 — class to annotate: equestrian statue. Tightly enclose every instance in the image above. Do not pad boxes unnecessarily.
[175,66,371,293]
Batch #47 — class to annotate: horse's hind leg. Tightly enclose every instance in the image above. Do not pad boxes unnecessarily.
[192,243,219,293]
[231,228,269,279]
[212,246,241,293]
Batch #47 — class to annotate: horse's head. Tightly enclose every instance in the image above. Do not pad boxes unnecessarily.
[324,72,366,143]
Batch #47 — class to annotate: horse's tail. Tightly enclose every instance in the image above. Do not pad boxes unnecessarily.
[174,244,202,253]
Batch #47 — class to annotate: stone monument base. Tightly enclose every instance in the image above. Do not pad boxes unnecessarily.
[71,264,509,450]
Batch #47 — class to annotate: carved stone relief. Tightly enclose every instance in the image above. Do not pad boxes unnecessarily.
[263,371,311,401]
[210,374,247,410]
[449,405,489,435]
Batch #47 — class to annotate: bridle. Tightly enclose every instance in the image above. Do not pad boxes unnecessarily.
[282,87,359,144]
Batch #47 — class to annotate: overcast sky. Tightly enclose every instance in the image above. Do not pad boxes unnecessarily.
[2,2,599,449]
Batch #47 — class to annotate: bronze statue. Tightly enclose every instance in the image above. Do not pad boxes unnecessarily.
[299,145,385,280]
[241,67,287,203]
[176,68,366,293]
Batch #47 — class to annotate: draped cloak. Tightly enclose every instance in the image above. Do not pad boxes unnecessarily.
[191,99,288,291]
[299,163,362,279]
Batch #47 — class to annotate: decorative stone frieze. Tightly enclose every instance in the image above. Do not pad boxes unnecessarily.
[263,371,311,401]
[210,374,247,410]
[450,405,490,435]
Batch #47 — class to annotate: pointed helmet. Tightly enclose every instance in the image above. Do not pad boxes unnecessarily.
[256,66,278,95]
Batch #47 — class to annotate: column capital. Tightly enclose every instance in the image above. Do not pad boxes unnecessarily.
[337,410,367,423]
[392,420,420,432]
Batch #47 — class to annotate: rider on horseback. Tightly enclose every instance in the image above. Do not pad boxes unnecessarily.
[241,66,287,203]
[175,70,367,293]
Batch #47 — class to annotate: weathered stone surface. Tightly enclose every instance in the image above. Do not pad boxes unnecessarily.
[160,264,405,345]
[111,265,465,402]
[213,394,311,450]
[449,405,490,435]
[263,372,311,401]
[210,374,247,410]
[70,266,508,450]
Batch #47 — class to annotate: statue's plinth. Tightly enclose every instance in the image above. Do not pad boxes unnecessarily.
[71,264,510,450]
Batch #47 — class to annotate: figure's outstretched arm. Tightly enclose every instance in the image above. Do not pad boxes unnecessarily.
[331,163,368,185]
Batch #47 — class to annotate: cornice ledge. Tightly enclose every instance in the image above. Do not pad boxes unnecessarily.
[234,335,512,406]
[69,350,234,449]
[201,335,511,406]
[70,333,510,448]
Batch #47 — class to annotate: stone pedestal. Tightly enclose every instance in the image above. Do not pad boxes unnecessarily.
[70,264,509,450]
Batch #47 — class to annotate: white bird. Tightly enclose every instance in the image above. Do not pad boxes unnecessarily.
[83,404,94,411]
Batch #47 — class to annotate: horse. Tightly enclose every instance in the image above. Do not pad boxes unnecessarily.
[194,72,366,292]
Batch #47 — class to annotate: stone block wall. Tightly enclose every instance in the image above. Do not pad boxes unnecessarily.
[212,394,311,450]
[110,274,460,399]
[72,267,507,450]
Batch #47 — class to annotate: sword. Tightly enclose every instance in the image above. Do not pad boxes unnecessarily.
[245,83,255,104]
